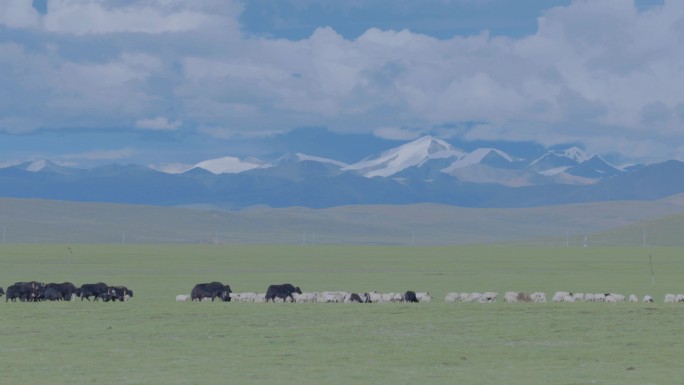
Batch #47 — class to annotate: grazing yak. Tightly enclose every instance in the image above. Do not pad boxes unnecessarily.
[108,286,133,302]
[78,283,110,301]
[191,282,231,302]
[335,292,365,303]
[45,282,78,301]
[404,291,419,303]
[44,286,64,301]
[265,283,302,303]
[345,293,365,303]
[6,281,45,302]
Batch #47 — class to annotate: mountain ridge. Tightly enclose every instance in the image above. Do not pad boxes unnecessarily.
[2,135,680,210]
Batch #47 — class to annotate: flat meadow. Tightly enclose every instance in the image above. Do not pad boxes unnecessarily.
[0,244,683,385]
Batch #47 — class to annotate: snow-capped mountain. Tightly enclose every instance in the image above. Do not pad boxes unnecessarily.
[527,147,623,184]
[336,137,623,186]
[10,159,83,176]
[442,148,517,171]
[26,159,50,172]
[176,136,625,186]
[6,134,682,210]
[528,147,596,173]
[343,136,466,178]
[566,155,623,179]
[440,148,535,187]
[191,156,262,174]
[260,153,348,169]
[244,153,349,181]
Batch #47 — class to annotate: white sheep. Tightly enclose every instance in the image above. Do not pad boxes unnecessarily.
[252,293,266,303]
[503,292,518,303]
[444,292,460,303]
[416,292,432,303]
[480,292,498,303]
[553,291,570,302]
[367,291,383,303]
[531,292,546,303]
[293,292,317,303]
[605,293,625,302]
[462,293,482,303]
[320,291,343,303]
[232,292,256,302]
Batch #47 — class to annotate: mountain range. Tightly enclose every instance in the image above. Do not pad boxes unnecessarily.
[2,136,683,209]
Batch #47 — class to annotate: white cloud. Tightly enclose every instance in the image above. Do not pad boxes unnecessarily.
[41,0,242,35]
[135,116,182,131]
[373,126,422,141]
[0,160,22,169]
[0,0,41,29]
[59,148,136,161]
[0,115,43,134]
[148,162,193,174]
[198,126,281,140]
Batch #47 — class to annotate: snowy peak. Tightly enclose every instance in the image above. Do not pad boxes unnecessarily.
[243,152,348,181]
[345,136,466,178]
[191,156,262,174]
[13,159,80,175]
[528,147,591,175]
[530,146,590,167]
[27,159,49,172]
[527,148,624,182]
[565,155,623,179]
[442,148,515,172]
[555,146,590,163]
[294,153,348,168]
[262,153,348,169]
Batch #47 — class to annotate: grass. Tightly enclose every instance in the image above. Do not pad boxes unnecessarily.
[0,244,683,384]
[5,196,684,245]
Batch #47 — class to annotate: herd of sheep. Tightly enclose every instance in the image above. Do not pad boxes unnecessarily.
[176,290,432,303]
[446,291,655,303]
[176,290,684,303]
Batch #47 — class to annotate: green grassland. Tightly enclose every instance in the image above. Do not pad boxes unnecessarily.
[4,196,684,245]
[1,244,683,384]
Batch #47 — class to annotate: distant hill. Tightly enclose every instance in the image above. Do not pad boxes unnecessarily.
[2,196,684,245]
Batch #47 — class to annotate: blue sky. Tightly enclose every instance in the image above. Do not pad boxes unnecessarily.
[0,0,680,170]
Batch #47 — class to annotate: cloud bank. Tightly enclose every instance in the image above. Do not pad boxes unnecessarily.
[1,0,683,162]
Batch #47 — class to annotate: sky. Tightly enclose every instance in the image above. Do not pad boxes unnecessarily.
[0,0,681,170]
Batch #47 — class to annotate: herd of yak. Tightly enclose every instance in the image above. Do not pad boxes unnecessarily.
[0,281,341,304]
[0,281,133,302]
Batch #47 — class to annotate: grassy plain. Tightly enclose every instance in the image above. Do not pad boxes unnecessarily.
[0,244,683,385]
[5,196,684,245]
